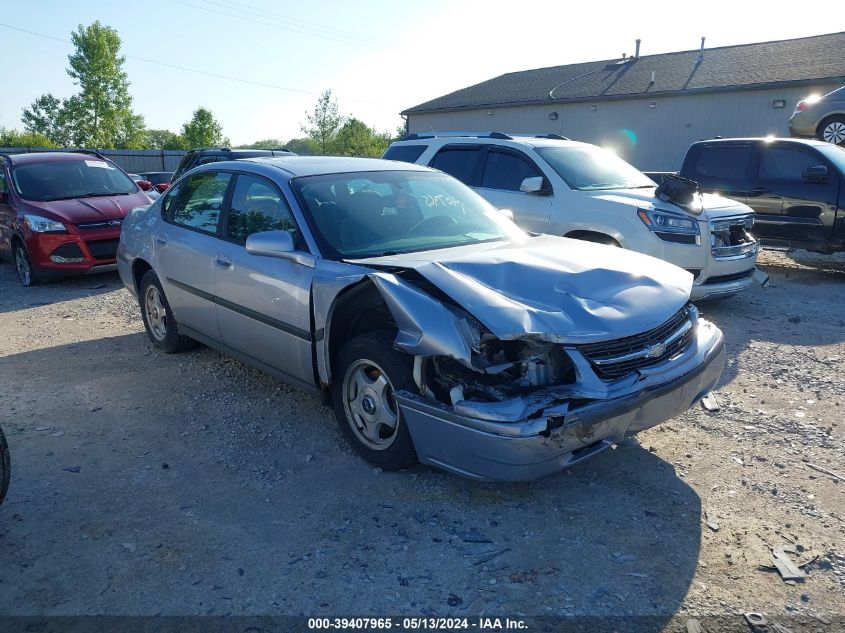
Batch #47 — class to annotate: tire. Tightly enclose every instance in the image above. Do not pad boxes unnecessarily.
[139,270,197,353]
[332,331,417,470]
[0,426,9,507]
[573,233,620,247]
[818,115,845,146]
[13,242,38,287]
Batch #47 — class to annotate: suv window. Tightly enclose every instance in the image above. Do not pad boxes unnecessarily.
[690,145,752,190]
[164,171,231,234]
[430,146,483,185]
[481,149,543,191]
[383,144,428,164]
[226,174,298,244]
[758,146,821,181]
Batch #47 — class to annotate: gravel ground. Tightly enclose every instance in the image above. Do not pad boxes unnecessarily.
[0,250,843,630]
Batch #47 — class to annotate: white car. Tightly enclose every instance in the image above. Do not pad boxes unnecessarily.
[384,133,762,300]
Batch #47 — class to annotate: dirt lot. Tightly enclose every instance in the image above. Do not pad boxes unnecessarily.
[0,250,843,630]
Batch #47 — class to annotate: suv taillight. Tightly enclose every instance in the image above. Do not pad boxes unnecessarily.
[794,100,808,113]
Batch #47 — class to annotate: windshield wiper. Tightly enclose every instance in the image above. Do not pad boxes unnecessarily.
[82,191,130,197]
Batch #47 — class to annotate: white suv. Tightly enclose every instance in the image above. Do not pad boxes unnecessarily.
[384,133,762,300]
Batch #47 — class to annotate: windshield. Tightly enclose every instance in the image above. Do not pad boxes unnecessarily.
[11,159,137,202]
[536,145,656,191]
[292,170,526,259]
[816,143,845,174]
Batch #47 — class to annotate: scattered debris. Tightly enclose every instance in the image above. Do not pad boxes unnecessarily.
[771,546,807,582]
[686,618,702,633]
[121,543,136,553]
[509,569,539,584]
[700,392,720,411]
[446,593,462,607]
[459,529,492,544]
[472,548,510,566]
[805,462,844,483]
[62,466,81,474]
[705,510,720,532]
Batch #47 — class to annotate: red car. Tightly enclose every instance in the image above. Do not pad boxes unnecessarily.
[0,151,152,286]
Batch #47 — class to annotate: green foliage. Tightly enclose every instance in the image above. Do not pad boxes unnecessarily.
[283,138,319,155]
[21,94,67,145]
[145,129,187,150]
[333,118,391,157]
[181,107,229,149]
[301,90,344,154]
[0,127,59,148]
[62,21,146,148]
[235,138,285,149]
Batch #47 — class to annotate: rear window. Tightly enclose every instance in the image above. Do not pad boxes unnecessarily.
[429,147,483,185]
[383,144,428,164]
[11,159,137,202]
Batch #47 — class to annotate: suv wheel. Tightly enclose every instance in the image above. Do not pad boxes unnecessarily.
[332,331,417,470]
[139,270,197,353]
[819,116,845,145]
[13,242,37,287]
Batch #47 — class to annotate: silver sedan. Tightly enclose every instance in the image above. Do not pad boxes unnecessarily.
[117,157,725,481]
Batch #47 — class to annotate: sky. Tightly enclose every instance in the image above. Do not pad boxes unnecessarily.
[1,0,843,145]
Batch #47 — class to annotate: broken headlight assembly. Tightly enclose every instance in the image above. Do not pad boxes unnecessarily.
[637,208,700,245]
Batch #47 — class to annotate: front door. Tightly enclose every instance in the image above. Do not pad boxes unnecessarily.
[474,148,553,233]
[0,167,12,257]
[155,170,232,340]
[213,173,315,386]
[746,144,839,248]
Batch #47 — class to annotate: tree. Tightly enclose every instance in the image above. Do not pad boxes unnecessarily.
[283,138,318,155]
[301,90,344,154]
[21,94,66,145]
[60,21,145,148]
[0,127,59,148]
[236,138,285,149]
[334,118,390,157]
[181,107,229,149]
[145,129,186,150]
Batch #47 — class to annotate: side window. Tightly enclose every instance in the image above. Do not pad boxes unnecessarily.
[383,144,428,163]
[758,147,820,181]
[481,149,543,191]
[198,155,224,166]
[226,174,298,245]
[690,145,752,190]
[429,147,483,185]
[164,171,231,234]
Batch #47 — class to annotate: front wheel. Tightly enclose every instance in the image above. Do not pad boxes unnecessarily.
[13,242,37,287]
[0,426,9,506]
[331,331,417,470]
[818,115,845,146]
[139,270,197,353]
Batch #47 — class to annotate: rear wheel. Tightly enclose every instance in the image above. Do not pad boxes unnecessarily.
[332,331,417,469]
[13,242,37,287]
[0,426,9,506]
[818,115,845,146]
[139,270,197,353]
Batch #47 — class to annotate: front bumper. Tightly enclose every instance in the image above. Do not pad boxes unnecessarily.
[397,320,725,481]
[27,226,121,276]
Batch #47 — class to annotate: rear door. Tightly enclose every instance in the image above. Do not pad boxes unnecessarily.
[155,170,232,340]
[475,147,553,233]
[684,142,753,204]
[213,172,315,386]
[747,143,839,246]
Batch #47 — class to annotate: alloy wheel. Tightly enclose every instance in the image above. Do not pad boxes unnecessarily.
[822,120,845,145]
[342,359,400,450]
[15,247,32,286]
[144,285,168,342]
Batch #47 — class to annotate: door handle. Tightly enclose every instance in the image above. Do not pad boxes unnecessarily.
[215,253,232,269]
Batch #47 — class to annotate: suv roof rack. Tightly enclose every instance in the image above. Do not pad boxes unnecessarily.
[0,148,108,162]
[534,133,570,140]
[400,131,513,141]
[67,148,108,160]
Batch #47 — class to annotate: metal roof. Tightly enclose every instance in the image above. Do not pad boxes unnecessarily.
[403,32,845,114]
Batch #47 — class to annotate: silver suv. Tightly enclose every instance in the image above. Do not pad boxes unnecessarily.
[117,156,725,481]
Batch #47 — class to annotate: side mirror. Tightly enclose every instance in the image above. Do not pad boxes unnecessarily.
[245,230,315,267]
[802,165,828,183]
[519,176,546,195]
[136,179,152,191]
[498,208,515,222]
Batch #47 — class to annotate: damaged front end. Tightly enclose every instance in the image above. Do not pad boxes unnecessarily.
[314,248,726,481]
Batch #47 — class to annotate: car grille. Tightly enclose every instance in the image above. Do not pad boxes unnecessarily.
[702,268,755,285]
[711,215,758,259]
[85,239,119,261]
[576,306,695,380]
[77,219,123,230]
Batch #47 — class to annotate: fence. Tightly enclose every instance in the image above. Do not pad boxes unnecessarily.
[0,147,188,173]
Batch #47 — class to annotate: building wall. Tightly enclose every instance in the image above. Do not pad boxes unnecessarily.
[407,82,842,170]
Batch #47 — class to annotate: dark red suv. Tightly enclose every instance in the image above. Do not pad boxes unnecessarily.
[0,151,152,285]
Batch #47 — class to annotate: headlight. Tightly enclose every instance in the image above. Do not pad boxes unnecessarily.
[24,214,67,233]
[638,209,700,236]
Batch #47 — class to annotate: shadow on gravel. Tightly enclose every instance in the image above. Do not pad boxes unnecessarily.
[0,261,119,314]
[0,334,701,621]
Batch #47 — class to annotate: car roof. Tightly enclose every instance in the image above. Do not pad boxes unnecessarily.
[691,137,831,147]
[390,134,591,150]
[1,151,110,166]
[187,148,292,156]
[230,155,436,177]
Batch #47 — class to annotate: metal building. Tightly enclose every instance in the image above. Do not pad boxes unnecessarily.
[402,32,845,170]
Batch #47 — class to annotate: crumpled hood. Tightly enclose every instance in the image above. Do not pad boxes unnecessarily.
[586,187,751,218]
[352,234,693,344]
[24,193,149,225]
